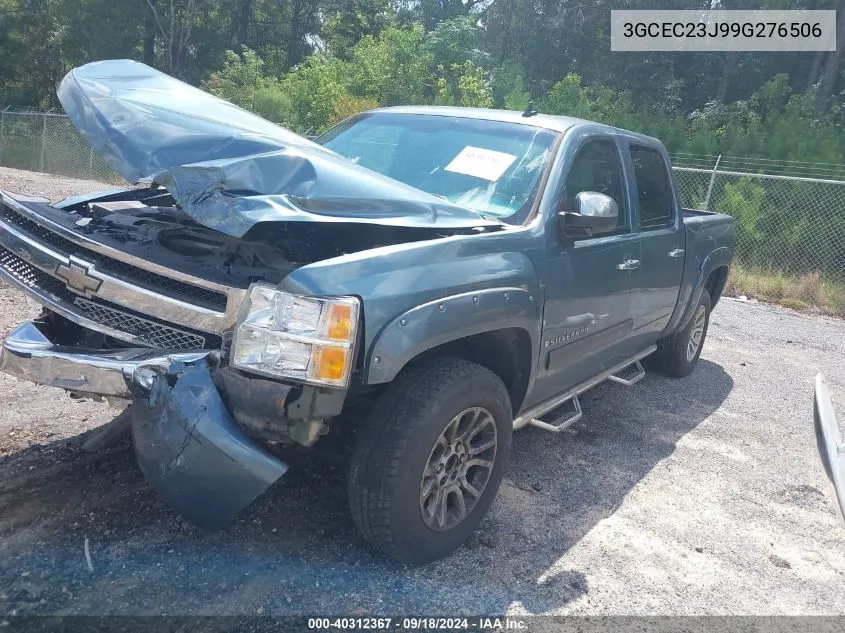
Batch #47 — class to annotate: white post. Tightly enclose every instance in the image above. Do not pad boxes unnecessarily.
[0,107,6,167]
[39,113,47,173]
[703,154,722,211]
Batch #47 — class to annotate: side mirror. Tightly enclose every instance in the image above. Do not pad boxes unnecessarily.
[559,191,618,238]
[814,374,845,524]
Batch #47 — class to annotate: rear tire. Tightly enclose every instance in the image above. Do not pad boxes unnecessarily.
[649,291,712,377]
[348,357,512,563]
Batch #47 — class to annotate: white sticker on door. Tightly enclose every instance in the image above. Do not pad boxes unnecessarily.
[444,146,517,182]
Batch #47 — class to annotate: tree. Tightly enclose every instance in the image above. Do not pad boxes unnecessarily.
[141,0,202,77]
[286,0,321,67]
[349,25,433,105]
[233,0,252,49]
[412,0,487,29]
[279,56,348,132]
[201,47,266,110]
[323,0,390,59]
[816,5,845,112]
[434,61,493,107]
[426,15,488,68]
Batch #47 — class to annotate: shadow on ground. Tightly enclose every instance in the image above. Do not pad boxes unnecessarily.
[0,360,732,615]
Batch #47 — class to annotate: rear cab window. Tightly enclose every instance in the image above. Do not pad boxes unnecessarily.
[629,145,674,230]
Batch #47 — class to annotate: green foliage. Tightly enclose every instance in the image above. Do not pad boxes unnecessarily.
[717,178,766,252]
[253,86,293,124]
[279,56,348,132]
[503,75,530,111]
[4,0,845,281]
[329,94,380,127]
[426,16,488,68]
[713,175,845,279]
[434,61,493,108]
[491,61,530,111]
[348,25,433,106]
[1,0,843,165]
[541,73,639,127]
[324,0,391,59]
[201,48,267,111]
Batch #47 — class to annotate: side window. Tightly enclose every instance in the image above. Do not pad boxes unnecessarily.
[563,138,628,233]
[630,145,673,230]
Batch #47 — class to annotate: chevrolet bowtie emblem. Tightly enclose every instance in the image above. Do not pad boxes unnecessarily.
[55,259,103,297]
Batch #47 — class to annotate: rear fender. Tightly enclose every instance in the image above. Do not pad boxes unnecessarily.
[667,246,731,333]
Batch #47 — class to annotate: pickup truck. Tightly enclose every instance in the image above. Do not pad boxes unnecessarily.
[0,60,734,562]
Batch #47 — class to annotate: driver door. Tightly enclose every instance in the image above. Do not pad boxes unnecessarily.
[530,135,640,406]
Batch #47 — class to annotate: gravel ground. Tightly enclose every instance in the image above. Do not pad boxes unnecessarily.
[0,167,844,616]
[0,167,127,202]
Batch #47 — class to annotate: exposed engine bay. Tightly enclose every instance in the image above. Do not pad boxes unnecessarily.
[55,187,474,288]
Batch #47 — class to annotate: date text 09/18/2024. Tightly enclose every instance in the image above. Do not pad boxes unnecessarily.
[306,617,528,631]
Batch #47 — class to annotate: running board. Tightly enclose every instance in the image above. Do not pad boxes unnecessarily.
[607,360,645,386]
[514,346,656,432]
[529,396,583,433]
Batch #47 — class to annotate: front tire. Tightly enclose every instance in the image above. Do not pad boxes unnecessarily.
[348,357,512,563]
[649,291,712,377]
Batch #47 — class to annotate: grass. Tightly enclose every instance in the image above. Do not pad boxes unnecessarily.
[725,264,845,318]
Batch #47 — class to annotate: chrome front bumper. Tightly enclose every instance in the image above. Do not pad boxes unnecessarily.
[1,320,288,531]
[0,320,217,398]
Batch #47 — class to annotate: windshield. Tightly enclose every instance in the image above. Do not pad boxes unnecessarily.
[317,113,558,225]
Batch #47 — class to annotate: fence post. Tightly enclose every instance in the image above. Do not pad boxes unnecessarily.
[0,107,6,167]
[39,113,47,173]
[89,147,94,179]
[703,154,722,211]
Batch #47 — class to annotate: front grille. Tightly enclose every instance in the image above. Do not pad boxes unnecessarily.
[0,246,218,351]
[0,205,228,312]
[0,246,65,294]
[73,297,206,350]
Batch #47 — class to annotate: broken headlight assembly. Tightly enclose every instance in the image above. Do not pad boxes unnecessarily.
[231,284,360,387]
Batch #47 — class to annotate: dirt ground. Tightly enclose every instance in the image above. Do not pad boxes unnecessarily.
[0,166,844,616]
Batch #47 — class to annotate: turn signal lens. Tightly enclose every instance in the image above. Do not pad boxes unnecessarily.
[324,303,354,341]
[311,346,349,383]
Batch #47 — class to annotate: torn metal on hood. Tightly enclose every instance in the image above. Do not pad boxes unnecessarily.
[58,59,499,238]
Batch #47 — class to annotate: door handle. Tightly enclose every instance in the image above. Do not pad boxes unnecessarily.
[617,259,640,271]
[668,248,685,258]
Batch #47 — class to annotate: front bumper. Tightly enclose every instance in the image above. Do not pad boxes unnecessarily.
[0,319,288,531]
[0,320,215,398]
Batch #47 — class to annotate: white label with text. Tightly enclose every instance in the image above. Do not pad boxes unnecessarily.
[444,146,517,182]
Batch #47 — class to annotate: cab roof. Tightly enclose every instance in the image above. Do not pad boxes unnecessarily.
[370,105,664,148]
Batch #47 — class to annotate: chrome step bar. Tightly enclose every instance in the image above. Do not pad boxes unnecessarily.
[607,360,646,386]
[513,346,656,432]
[529,395,583,433]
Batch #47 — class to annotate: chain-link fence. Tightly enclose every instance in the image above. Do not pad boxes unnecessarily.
[0,107,123,184]
[1,107,843,281]
[673,156,845,281]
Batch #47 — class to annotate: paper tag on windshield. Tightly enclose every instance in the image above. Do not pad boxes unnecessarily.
[444,146,517,182]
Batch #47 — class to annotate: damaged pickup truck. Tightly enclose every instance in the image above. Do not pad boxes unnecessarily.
[0,60,733,562]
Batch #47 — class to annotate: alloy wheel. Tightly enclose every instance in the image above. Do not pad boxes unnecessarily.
[686,304,707,362]
[419,407,497,531]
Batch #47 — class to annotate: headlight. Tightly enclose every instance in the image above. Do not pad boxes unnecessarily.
[231,284,360,387]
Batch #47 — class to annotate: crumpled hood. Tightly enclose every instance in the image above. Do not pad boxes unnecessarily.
[58,60,498,237]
